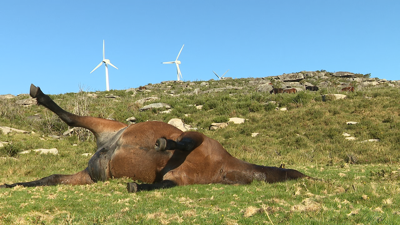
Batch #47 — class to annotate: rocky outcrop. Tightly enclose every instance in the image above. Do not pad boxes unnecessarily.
[139,103,171,111]
[277,73,304,82]
[0,126,30,134]
[0,94,16,100]
[135,97,160,105]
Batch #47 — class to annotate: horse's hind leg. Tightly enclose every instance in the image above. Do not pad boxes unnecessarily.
[0,168,94,188]
[29,84,127,136]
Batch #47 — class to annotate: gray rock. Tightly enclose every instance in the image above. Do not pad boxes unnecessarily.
[87,93,98,98]
[168,118,190,132]
[20,148,59,155]
[209,123,228,130]
[278,73,304,82]
[139,103,171,111]
[126,116,136,123]
[105,94,119,99]
[322,94,347,101]
[63,128,75,136]
[332,72,355,77]
[257,83,273,93]
[229,117,246,124]
[0,94,16,100]
[0,126,30,135]
[135,97,160,105]
[15,98,37,106]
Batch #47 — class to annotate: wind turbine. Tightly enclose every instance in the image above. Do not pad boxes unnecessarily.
[163,44,184,81]
[213,69,229,80]
[90,40,118,91]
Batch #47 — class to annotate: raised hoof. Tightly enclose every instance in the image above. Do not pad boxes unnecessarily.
[155,138,167,151]
[127,182,139,193]
[30,84,40,98]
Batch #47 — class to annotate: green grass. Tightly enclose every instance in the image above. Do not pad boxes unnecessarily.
[1,76,400,224]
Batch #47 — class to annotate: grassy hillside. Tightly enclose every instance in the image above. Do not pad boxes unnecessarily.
[1,74,400,224]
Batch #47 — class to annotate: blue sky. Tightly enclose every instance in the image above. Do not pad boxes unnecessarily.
[1,1,399,95]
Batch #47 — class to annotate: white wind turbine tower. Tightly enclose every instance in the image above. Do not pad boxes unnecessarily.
[163,44,184,81]
[90,40,118,91]
[213,69,229,80]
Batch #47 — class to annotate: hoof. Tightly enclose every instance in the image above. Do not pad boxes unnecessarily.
[30,84,39,98]
[155,138,167,151]
[127,182,138,193]
[0,184,11,188]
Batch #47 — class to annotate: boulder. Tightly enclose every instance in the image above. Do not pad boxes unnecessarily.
[0,142,8,147]
[105,94,119,99]
[20,148,59,155]
[15,98,36,106]
[135,97,160,105]
[87,93,98,98]
[229,117,246,124]
[322,94,347,101]
[257,83,273,93]
[0,94,16,100]
[209,123,228,130]
[332,72,355,77]
[0,126,30,135]
[139,103,171,111]
[277,73,304,82]
[126,116,136,124]
[168,118,189,132]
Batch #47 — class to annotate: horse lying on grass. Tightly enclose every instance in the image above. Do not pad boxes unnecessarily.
[0,84,309,192]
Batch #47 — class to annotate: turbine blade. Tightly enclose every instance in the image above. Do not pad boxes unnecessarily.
[176,64,182,80]
[108,62,118,70]
[175,44,184,61]
[222,69,229,77]
[103,40,105,60]
[213,71,221,79]
[163,61,175,64]
[90,62,103,73]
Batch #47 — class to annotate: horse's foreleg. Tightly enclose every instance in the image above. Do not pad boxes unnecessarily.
[126,180,177,193]
[0,169,94,188]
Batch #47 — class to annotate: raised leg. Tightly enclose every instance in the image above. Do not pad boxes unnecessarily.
[0,169,94,188]
[29,84,127,139]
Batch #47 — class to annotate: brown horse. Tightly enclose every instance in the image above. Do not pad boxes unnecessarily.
[270,88,284,94]
[0,84,309,192]
[283,88,297,94]
[341,87,354,92]
[306,86,319,91]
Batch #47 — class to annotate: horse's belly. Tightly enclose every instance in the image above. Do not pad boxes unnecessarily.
[109,148,166,184]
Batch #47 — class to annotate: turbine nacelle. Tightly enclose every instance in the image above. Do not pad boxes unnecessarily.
[163,44,184,81]
[213,69,230,80]
[90,40,118,91]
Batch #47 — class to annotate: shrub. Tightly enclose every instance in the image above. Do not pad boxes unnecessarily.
[213,116,229,123]
[0,142,23,157]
